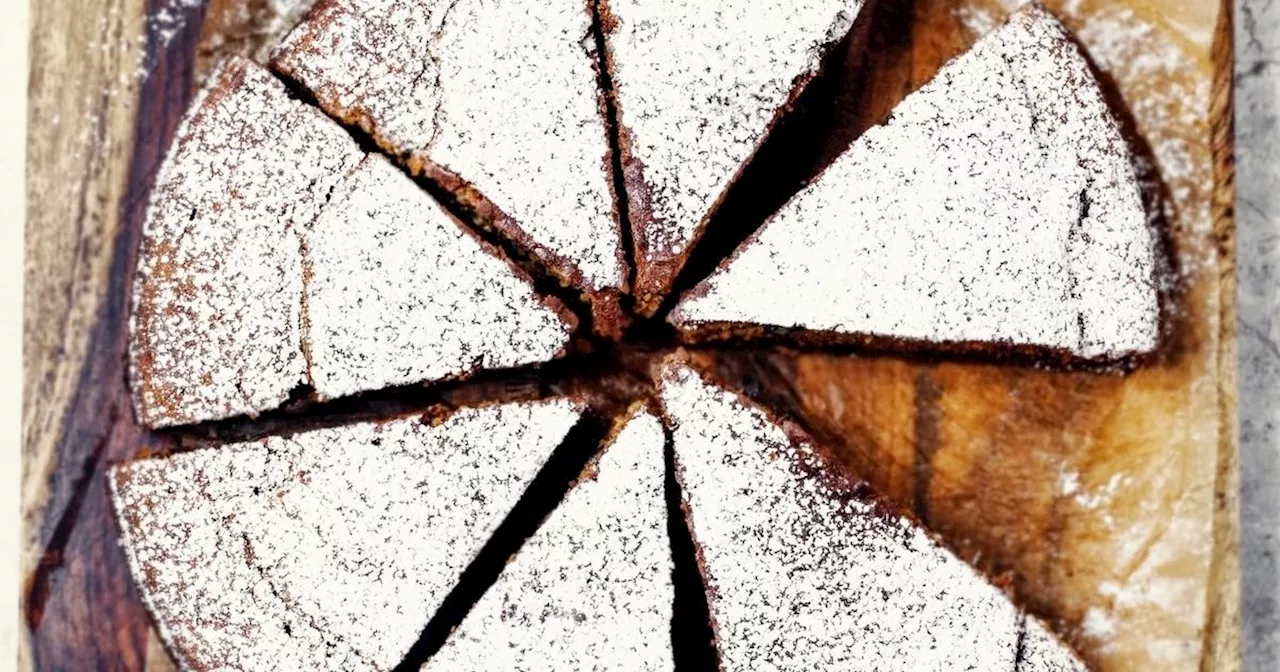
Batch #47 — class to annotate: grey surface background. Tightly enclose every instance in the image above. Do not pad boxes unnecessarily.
[1237,0,1280,670]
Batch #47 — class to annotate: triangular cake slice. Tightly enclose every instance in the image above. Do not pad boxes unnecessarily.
[306,153,575,400]
[271,0,627,330]
[603,0,870,313]
[670,5,1159,361]
[109,398,582,670]
[656,356,1089,671]
[427,405,673,670]
[130,56,575,428]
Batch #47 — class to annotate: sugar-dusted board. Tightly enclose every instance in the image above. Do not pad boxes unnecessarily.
[20,0,1238,670]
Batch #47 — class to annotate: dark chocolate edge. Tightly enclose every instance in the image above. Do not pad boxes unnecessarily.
[105,465,207,672]
[130,56,261,429]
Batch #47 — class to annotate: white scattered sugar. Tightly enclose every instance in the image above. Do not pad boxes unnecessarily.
[428,408,673,671]
[658,360,1022,671]
[1018,615,1089,672]
[1058,469,1081,496]
[271,0,624,295]
[146,0,205,51]
[129,56,363,428]
[672,5,1159,360]
[109,398,583,671]
[608,0,864,286]
[305,154,575,400]
[109,442,364,671]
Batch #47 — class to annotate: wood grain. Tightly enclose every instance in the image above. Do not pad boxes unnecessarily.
[20,0,1239,670]
[22,0,206,668]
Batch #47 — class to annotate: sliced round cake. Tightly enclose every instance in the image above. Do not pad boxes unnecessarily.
[109,2,1160,669]
[669,5,1160,362]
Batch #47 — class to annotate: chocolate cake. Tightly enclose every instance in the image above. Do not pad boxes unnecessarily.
[306,153,576,400]
[427,406,673,670]
[111,3,1141,669]
[601,0,871,314]
[669,5,1159,362]
[109,399,583,670]
[656,355,1089,671]
[270,0,628,329]
[130,57,575,428]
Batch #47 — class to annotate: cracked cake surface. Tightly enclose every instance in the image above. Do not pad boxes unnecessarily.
[305,153,575,400]
[657,357,1088,671]
[271,0,626,309]
[109,399,583,671]
[670,5,1159,360]
[603,0,867,312]
[428,406,673,671]
[129,55,364,428]
[129,57,576,428]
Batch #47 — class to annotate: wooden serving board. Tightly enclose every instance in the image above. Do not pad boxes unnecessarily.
[20,0,1238,670]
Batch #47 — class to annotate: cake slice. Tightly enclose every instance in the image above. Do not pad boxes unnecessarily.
[270,0,627,330]
[669,5,1159,361]
[602,0,870,314]
[109,398,583,671]
[130,57,575,428]
[306,154,575,400]
[427,406,673,670]
[129,55,363,428]
[656,356,1089,671]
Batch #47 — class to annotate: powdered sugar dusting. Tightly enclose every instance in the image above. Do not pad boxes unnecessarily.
[271,0,623,295]
[1018,615,1090,671]
[129,56,363,428]
[109,443,353,671]
[672,6,1159,360]
[658,361,1022,671]
[609,0,864,284]
[110,398,583,671]
[306,154,575,401]
[429,408,673,670]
